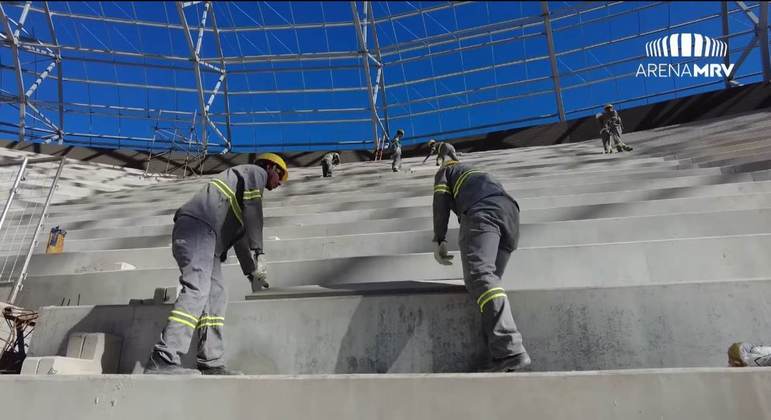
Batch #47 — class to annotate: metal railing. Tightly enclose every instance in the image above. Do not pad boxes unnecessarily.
[0,157,65,305]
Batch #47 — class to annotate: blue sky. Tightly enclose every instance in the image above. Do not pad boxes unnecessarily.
[0,1,767,153]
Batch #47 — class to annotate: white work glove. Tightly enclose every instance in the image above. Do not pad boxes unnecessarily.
[433,241,454,266]
[248,253,269,292]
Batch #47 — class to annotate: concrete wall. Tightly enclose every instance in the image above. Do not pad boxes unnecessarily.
[28,279,771,374]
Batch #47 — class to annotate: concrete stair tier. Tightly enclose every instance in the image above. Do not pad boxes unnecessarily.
[0,147,164,206]
[4,108,771,416]
[1,369,770,420]
[0,368,771,420]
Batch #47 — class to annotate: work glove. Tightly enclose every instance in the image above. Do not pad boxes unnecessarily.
[433,241,454,266]
[248,253,269,292]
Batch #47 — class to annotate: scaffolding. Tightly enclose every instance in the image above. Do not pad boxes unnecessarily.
[0,156,65,305]
[0,1,769,167]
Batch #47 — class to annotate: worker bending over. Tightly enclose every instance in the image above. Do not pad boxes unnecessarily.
[321,152,341,177]
[431,160,531,372]
[596,103,633,154]
[423,139,459,166]
[145,153,288,375]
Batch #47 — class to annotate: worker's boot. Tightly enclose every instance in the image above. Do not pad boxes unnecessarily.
[144,352,201,375]
[482,352,532,373]
[198,365,244,375]
[728,342,771,367]
[622,144,633,151]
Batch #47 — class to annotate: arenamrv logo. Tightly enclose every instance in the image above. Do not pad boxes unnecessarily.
[636,33,735,78]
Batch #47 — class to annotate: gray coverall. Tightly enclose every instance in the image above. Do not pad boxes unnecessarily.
[390,137,402,172]
[152,164,265,368]
[425,142,459,166]
[321,153,338,178]
[433,162,526,360]
[597,110,629,153]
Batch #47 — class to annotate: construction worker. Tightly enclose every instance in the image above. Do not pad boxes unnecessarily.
[389,128,405,172]
[729,342,771,367]
[423,139,459,166]
[596,104,633,154]
[431,160,531,372]
[321,152,341,178]
[144,153,288,375]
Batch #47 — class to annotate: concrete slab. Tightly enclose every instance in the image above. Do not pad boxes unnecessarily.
[2,369,771,420]
[20,356,103,375]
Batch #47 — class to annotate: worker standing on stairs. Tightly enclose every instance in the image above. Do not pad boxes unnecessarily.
[596,104,633,154]
[423,139,459,166]
[431,160,532,372]
[144,153,288,375]
[321,152,341,178]
[388,128,405,172]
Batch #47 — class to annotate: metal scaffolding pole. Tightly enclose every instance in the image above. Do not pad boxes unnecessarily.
[43,2,63,143]
[176,1,210,152]
[541,1,566,122]
[760,1,770,83]
[0,3,26,142]
[722,1,733,88]
[208,2,232,150]
[351,1,381,154]
[368,1,390,160]
[729,1,765,84]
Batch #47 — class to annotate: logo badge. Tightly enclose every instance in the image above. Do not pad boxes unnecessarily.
[636,33,734,78]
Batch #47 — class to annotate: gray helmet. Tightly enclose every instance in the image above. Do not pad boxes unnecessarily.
[604,103,614,110]
[395,129,405,137]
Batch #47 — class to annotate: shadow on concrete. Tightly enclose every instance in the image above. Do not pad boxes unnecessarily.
[329,282,485,374]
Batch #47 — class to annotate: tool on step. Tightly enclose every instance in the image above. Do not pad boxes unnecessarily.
[46,226,66,254]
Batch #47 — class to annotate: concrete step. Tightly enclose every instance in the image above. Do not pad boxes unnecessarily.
[21,165,736,223]
[42,156,688,209]
[4,167,734,230]
[25,278,771,373]
[28,162,700,222]
[25,208,771,261]
[17,189,771,244]
[14,233,771,307]
[54,176,771,241]
[3,369,771,420]
[40,159,693,215]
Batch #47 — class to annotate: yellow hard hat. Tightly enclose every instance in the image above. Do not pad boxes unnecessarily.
[256,152,288,181]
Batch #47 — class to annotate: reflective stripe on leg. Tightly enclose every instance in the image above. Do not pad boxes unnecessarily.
[477,287,507,313]
[168,316,197,329]
[170,309,199,323]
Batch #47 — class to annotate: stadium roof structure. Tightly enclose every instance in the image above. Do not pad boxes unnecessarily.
[0,1,769,159]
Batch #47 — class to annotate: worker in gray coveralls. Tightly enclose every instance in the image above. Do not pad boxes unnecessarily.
[431,159,531,372]
[144,153,289,375]
[596,103,633,154]
[389,128,405,172]
[321,152,341,177]
[423,139,459,166]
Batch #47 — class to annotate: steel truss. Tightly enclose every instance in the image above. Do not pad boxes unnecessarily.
[0,1,63,144]
[0,1,769,159]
